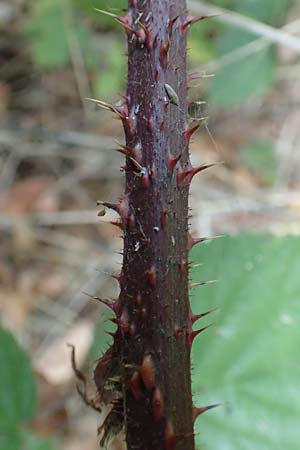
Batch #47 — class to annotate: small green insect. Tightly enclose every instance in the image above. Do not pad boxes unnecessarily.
[164,83,179,106]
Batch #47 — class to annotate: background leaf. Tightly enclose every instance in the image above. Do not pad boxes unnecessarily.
[240,141,277,185]
[190,235,300,450]
[234,0,293,25]
[89,319,115,363]
[0,326,37,428]
[209,30,275,106]
[208,0,293,106]
[25,0,93,70]
[0,426,21,450]
[73,0,127,26]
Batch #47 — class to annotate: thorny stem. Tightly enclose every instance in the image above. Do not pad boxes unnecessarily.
[92,2,215,450]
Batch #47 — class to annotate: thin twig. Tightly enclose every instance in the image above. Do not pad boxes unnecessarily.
[196,18,300,73]
[188,0,300,52]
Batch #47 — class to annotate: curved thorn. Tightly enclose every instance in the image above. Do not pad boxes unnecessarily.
[193,403,221,421]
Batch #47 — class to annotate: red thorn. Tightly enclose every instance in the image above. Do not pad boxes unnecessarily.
[140,354,155,390]
[167,151,182,172]
[115,15,135,33]
[184,123,201,144]
[193,404,220,421]
[141,23,154,48]
[180,14,218,34]
[141,171,150,188]
[112,271,125,290]
[188,234,223,251]
[129,213,136,229]
[95,9,152,46]
[176,158,194,187]
[129,322,136,336]
[118,194,130,226]
[86,97,128,120]
[165,420,176,450]
[187,71,202,83]
[148,265,156,287]
[187,324,212,348]
[148,116,154,132]
[180,259,188,273]
[187,162,220,183]
[160,40,170,66]
[168,15,179,35]
[140,307,147,318]
[160,119,165,131]
[114,96,129,118]
[189,307,219,325]
[117,306,129,333]
[149,164,156,181]
[174,326,183,338]
[154,68,159,82]
[161,208,167,229]
[124,105,137,138]
[152,387,164,421]
[188,235,208,249]
[176,164,186,187]
[136,26,146,45]
[99,194,130,228]
[129,371,142,400]
[136,293,142,305]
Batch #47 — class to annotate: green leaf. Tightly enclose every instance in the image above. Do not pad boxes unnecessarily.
[240,141,277,185]
[25,0,93,70]
[234,0,293,26]
[207,0,293,106]
[191,234,300,450]
[0,426,57,450]
[73,0,127,27]
[209,30,275,106]
[0,326,37,428]
[0,426,21,450]
[89,317,116,364]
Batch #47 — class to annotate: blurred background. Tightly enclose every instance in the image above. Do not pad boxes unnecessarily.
[0,1,300,449]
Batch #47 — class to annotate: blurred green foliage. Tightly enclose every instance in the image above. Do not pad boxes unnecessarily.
[208,29,275,106]
[240,141,277,186]
[73,0,127,25]
[89,315,116,363]
[25,0,94,70]
[0,326,57,450]
[24,0,293,104]
[190,234,300,450]
[209,0,293,105]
